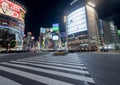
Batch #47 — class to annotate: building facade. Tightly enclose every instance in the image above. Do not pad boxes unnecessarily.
[99,19,120,50]
[65,1,99,51]
[0,0,26,50]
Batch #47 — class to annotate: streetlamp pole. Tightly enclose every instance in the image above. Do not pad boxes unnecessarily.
[64,16,68,51]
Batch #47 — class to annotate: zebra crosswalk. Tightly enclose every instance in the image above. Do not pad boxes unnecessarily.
[0,53,95,85]
[0,54,12,57]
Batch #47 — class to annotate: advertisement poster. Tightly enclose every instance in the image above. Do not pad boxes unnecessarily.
[67,7,87,35]
[0,0,25,21]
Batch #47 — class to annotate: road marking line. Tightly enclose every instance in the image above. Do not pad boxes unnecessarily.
[0,66,74,85]
[10,61,89,74]
[0,76,21,85]
[1,62,95,83]
[25,58,81,63]
[20,56,81,63]
[19,57,84,64]
[18,60,84,66]
[13,60,86,69]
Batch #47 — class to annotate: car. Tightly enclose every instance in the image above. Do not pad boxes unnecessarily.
[53,50,67,56]
[100,48,109,52]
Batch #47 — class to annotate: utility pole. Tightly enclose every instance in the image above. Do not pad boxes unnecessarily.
[64,16,68,51]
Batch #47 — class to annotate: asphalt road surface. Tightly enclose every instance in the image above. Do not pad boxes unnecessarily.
[0,52,120,85]
[77,52,120,85]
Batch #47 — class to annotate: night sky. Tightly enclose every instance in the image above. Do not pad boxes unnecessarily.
[16,0,120,40]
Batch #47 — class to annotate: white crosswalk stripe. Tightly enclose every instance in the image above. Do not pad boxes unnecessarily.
[0,54,12,57]
[0,76,21,85]
[18,59,84,66]
[1,62,94,83]
[10,61,89,74]
[12,60,86,69]
[0,66,73,85]
[19,53,82,65]
[0,53,95,85]
[18,55,83,66]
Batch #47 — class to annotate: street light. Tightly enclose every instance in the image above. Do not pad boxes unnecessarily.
[31,36,35,40]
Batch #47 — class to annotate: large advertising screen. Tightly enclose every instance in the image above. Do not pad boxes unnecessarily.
[0,0,25,21]
[40,27,46,33]
[52,23,59,31]
[67,7,87,35]
[52,35,59,40]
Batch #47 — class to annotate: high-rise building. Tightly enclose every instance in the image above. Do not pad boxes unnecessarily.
[65,0,99,51]
[99,19,120,50]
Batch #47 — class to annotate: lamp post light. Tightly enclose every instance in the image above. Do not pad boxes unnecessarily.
[31,36,35,40]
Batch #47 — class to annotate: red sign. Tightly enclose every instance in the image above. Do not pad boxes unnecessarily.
[0,0,25,21]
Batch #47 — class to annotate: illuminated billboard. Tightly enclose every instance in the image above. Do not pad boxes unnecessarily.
[0,0,25,21]
[40,27,46,33]
[52,23,59,31]
[52,35,59,40]
[66,7,87,35]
